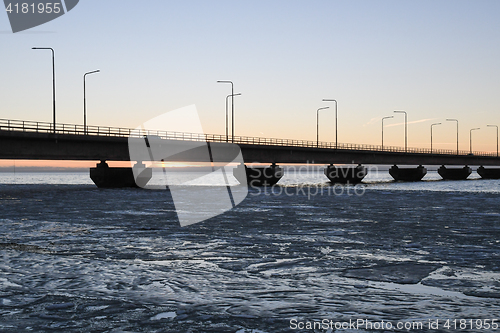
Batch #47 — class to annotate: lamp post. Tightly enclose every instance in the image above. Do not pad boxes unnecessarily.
[381,116,393,150]
[394,110,407,152]
[446,119,459,155]
[431,122,441,153]
[316,106,329,147]
[322,99,337,148]
[32,47,55,133]
[470,128,480,154]
[84,70,100,135]
[217,80,234,142]
[225,93,241,142]
[487,124,498,157]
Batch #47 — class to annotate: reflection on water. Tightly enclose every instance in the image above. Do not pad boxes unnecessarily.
[0,171,499,332]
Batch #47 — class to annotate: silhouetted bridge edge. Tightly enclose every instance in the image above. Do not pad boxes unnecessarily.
[1,118,499,166]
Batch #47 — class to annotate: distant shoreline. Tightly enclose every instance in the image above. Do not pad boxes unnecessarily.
[0,165,449,173]
[0,167,90,173]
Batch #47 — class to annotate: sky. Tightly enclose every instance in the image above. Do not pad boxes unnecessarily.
[1,0,500,167]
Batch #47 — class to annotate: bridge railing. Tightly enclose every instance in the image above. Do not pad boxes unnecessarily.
[0,118,496,157]
[227,135,490,156]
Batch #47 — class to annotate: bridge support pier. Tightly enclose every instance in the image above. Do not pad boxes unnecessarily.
[233,163,284,186]
[90,161,152,188]
[324,164,367,183]
[389,165,427,181]
[438,165,472,180]
[477,166,500,179]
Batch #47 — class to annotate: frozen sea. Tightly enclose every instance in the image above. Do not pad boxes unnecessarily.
[0,168,499,332]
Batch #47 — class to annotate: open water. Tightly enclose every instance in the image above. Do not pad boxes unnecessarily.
[0,169,499,332]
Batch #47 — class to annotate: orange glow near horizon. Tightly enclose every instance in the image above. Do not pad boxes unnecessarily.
[0,160,133,168]
[0,160,245,169]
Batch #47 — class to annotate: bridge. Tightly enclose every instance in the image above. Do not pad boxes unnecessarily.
[1,118,500,186]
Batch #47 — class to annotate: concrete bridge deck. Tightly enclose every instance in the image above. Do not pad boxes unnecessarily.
[1,118,500,166]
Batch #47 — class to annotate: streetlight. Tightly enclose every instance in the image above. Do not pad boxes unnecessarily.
[217,80,234,142]
[32,47,55,133]
[381,116,393,150]
[225,93,241,142]
[470,128,480,154]
[487,124,498,157]
[431,122,441,153]
[316,106,329,147]
[84,70,100,135]
[446,119,459,155]
[322,99,337,148]
[394,110,407,152]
